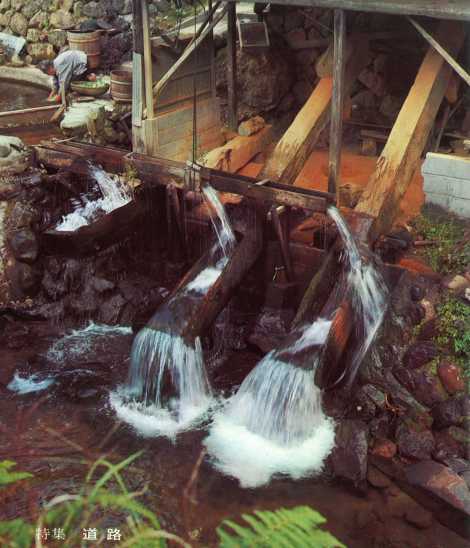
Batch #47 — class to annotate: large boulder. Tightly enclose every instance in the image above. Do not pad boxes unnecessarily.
[216,47,294,118]
[330,419,369,485]
[406,461,470,517]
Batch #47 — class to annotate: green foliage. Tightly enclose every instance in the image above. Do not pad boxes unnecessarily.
[0,460,33,488]
[0,519,34,548]
[217,506,345,548]
[413,208,469,274]
[435,298,470,357]
[0,459,342,548]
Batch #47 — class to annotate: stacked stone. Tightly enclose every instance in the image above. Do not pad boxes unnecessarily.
[0,0,135,64]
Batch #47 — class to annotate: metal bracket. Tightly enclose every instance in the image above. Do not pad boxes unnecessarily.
[184,161,202,193]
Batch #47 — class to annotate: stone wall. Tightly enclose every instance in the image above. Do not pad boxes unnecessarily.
[0,0,171,66]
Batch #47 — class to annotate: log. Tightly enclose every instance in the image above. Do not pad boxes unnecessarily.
[201,125,273,173]
[42,196,151,256]
[259,35,370,186]
[355,20,466,241]
[146,205,265,343]
[292,243,341,328]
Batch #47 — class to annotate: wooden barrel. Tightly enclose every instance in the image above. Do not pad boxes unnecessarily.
[110,70,132,103]
[67,30,101,69]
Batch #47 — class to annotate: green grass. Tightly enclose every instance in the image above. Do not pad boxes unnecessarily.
[434,297,470,388]
[412,206,469,275]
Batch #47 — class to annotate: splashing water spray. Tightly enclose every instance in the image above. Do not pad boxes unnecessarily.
[111,185,236,439]
[205,207,388,487]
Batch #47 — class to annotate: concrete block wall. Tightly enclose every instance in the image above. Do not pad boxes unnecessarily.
[422,152,470,218]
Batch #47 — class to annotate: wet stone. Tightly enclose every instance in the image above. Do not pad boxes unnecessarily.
[91,276,115,293]
[406,461,470,517]
[403,341,438,369]
[433,428,466,460]
[16,262,42,296]
[438,361,465,395]
[99,293,126,324]
[371,438,397,459]
[42,270,66,300]
[8,228,38,263]
[410,367,448,408]
[68,289,98,316]
[330,419,369,485]
[369,415,392,440]
[367,466,391,488]
[432,397,464,430]
[404,505,433,529]
[396,420,435,460]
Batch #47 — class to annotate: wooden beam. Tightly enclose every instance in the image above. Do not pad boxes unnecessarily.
[228,1,470,23]
[128,151,333,211]
[355,20,466,241]
[227,1,238,131]
[141,0,154,119]
[132,0,145,152]
[259,34,369,185]
[408,17,470,88]
[328,9,346,198]
[153,4,227,101]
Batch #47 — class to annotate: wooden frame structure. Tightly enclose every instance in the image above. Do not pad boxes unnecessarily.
[131,0,469,241]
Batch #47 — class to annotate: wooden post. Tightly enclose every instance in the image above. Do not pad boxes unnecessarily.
[141,0,155,120]
[227,1,238,132]
[355,20,466,242]
[132,0,145,152]
[328,9,346,200]
[260,34,369,185]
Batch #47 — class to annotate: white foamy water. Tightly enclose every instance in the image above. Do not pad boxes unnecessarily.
[327,206,388,387]
[111,330,212,438]
[205,317,336,487]
[114,185,235,438]
[8,372,55,394]
[202,184,236,258]
[47,322,132,364]
[56,163,131,231]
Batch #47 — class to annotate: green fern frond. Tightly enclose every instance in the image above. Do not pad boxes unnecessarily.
[0,461,33,488]
[217,506,345,548]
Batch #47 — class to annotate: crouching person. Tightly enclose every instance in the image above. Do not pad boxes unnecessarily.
[38,50,97,104]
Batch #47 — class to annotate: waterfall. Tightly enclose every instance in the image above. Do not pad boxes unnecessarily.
[327,206,388,388]
[204,318,336,488]
[56,162,131,231]
[112,184,234,438]
[205,208,388,487]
